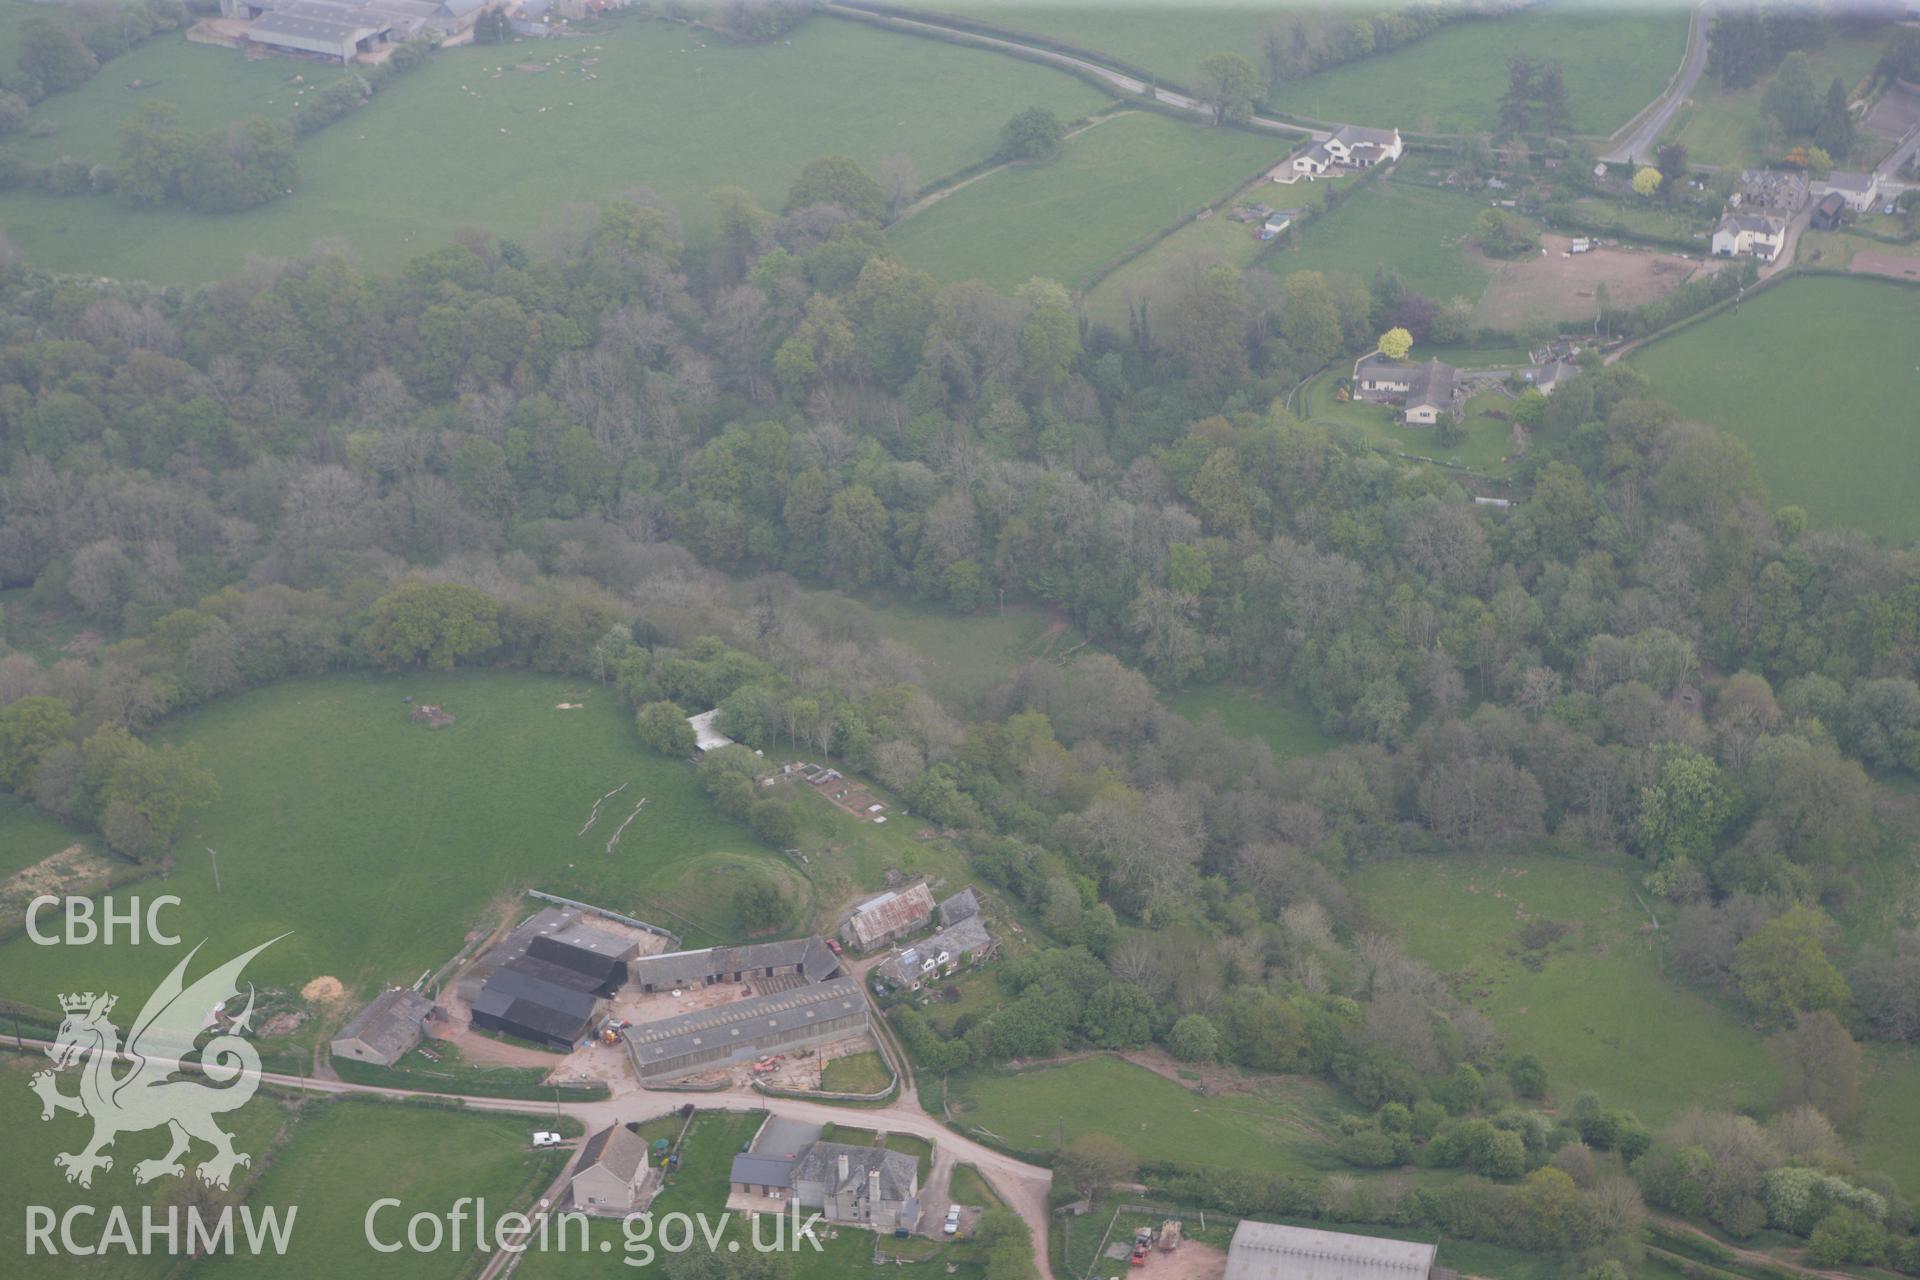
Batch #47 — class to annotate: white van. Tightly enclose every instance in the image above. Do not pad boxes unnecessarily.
[532,1131,565,1148]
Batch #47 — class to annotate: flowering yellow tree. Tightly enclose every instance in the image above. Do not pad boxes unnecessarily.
[1633,166,1662,197]
[1377,327,1413,360]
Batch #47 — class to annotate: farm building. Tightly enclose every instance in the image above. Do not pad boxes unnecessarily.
[244,4,400,62]
[877,915,996,990]
[938,887,980,926]
[1524,357,1581,395]
[730,1115,822,1199]
[1712,212,1785,260]
[688,709,734,753]
[459,907,629,1050]
[1811,191,1848,230]
[621,977,867,1081]
[841,882,936,950]
[629,937,840,994]
[1813,170,1879,213]
[570,1124,653,1215]
[329,987,433,1066]
[1224,1220,1437,1280]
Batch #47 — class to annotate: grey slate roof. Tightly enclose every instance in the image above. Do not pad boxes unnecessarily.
[332,987,431,1059]
[1718,211,1782,236]
[1332,123,1399,149]
[924,915,992,958]
[622,977,864,1069]
[1404,359,1457,408]
[938,888,980,925]
[731,1154,800,1187]
[792,1142,917,1202]
[1825,170,1874,192]
[574,1124,648,1184]
[1225,1220,1436,1280]
[251,8,385,43]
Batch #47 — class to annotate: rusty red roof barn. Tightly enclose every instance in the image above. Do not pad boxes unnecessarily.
[841,882,935,950]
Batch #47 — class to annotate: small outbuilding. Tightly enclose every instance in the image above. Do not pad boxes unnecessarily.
[841,882,936,951]
[330,987,433,1067]
[1224,1220,1437,1280]
[570,1124,653,1215]
[688,709,734,753]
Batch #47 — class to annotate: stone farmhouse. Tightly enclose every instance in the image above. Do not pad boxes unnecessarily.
[1733,167,1808,213]
[329,987,432,1067]
[877,915,996,992]
[730,1118,920,1234]
[569,1124,653,1215]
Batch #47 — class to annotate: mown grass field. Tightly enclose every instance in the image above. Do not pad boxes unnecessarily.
[1627,275,1920,541]
[1263,177,1492,306]
[821,1049,893,1093]
[0,14,1107,283]
[0,1052,290,1280]
[1167,683,1337,759]
[1349,852,1780,1125]
[1080,177,1278,327]
[1664,36,1887,169]
[0,671,788,1023]
[948,1052,1355,1171]
[865,598,1085,708]
[191,1099,561,1280]
[889,110,1284,290]
[1266,1,1690,137]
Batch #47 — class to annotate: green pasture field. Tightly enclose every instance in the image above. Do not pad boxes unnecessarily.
[1858,1048,1920,1200]
[191,1098,561,1280]
[7,33,313,169]
[821,1050,893,1093]
[515,1212,983,1280]
[1627,275,1920,542]
[1799,227,1920,271]
[1348,851,1780,1126]
[1166,682,1337,759]
[1664,36,1887,170]
[1299,371,1520,477]
[1263,176,1492,307]
[863,597,1086,708]
[946,1052,1355,1171]
[0,1052,290,1280]
[1265,1,1691,137]
[0,790,95,880]
[1080,176,1278,327]
[0,14,1107,283]
[888,110,1284,290]
[0,671,790,1027]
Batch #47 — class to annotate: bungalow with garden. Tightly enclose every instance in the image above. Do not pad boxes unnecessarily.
[1352,353,1460,424]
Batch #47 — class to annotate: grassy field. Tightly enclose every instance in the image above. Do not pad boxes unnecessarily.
[7,32,312,169]
[1627,275,1920,541]
[1299,371,1521,477]
[1265,1,1691,137]
[1262,177,1492,306]
[191,1098,562,1280]
[948,1052,1355,1171]
[1349,852,1780,1125]
[0,671,791,1026]
[821,1050,894,1093]
[1080,177,1278,327]
[0,14,1107,283]
[1167,683,1337,758]
[864,597,1086,708]
[0,791,95,880]
[888,110,1285,290]
[1858,1048,1920,1199]
[0,1051,290,1280]
[1664,37,1888,169]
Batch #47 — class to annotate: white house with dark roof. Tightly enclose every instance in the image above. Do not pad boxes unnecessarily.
[1324,124,1403,167]
[1813,170,1878,212]
[1712,211,1785,259]
[1352,353,1460,424]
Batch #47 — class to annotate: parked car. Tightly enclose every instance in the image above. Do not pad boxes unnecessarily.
[944,1206,961,1236]
[532,1131,565,1148]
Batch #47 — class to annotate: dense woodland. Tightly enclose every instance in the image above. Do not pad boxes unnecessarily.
[2,130,1920,1273]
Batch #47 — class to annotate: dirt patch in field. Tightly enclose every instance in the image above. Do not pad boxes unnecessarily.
[0,845,120,929]
[1139,1240,1228,1280]
[301,976,347,1005]
[1474,234,1721,328]
[1850,250,1920,281]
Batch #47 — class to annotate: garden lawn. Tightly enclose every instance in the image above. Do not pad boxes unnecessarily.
[947,1052,1354,1171]
[888,110,1285,290]
[1298,370,1519,478]
[0,15,1106,283]
[1265,0,1691,137]
[1349,852,1780,1125]
[1167,683,1337,759]
[648,1110,765,1216]
[192,1098,562,1280]
[0,1053,290,1280]
[821,1050,893,1093]
[1626,275,1920,541]
[947,1162,1002,1211]
[1664,36,1888,169]
[0,671,787,1023]
[1263,177,1491,307]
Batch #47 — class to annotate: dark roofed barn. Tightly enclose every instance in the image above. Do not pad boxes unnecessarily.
[470,962,604,1051]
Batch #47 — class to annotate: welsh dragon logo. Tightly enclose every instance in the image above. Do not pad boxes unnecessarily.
[31,937,283,1190]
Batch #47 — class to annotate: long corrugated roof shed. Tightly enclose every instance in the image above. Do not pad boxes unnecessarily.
[622,977,863,1068]
[1225,1221,1436,1280]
